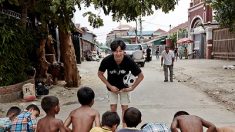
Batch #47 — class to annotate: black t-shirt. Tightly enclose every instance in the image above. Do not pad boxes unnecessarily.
[99,54,141,90]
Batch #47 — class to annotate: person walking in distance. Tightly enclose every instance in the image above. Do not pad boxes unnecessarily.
[155,47,160,59]
[98,39,144,127]
[161,46,174,82]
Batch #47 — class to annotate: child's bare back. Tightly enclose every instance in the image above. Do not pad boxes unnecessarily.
[64,106,100,132]
[64,87,100,132]
[171,111,216,132]
[37,116,67,132]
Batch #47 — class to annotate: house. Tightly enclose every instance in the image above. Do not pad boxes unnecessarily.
[188,0,218,58]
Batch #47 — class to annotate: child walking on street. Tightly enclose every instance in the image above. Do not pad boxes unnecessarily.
[64,87,100,132]
[36,96,69,132]
[0,106,21,132]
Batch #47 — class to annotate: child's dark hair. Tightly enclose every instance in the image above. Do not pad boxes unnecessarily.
[26,104,40,114]
[77,87,95,105]
[124,107,142,127]
[101,111,120,128]
[6,106,21,116]
[173,111,189,118]
[110,39,126,51]
[41,96,59,113]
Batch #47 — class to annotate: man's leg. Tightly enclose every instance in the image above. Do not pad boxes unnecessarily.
[121,105,128,127]
[120,92,130,128]
[169,65,173,82]
[108,91,118,112]
[163,65,168,81]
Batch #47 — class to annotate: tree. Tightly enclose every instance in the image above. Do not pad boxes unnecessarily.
[36,0,178,87]
[1,0,178,87]
[93,0,178,22]
[209,0,235,31]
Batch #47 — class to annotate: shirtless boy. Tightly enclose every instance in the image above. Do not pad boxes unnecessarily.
[171,111,216,132]
[36,96,68,132]
[64,87,100,132]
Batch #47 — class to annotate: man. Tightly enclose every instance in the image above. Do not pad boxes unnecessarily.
[171,111,216,132]
[146,46,151,62]
[98,39,144,127]
[161,46,174,82]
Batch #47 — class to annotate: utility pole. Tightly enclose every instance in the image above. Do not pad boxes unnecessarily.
[139,16,143,44]
[135,19,138,44]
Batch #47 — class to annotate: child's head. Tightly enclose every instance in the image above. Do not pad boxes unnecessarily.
[41,96,60,114]
[124,107,142,128]
[6,106,21,120]
[101,111,120,131]
[26,104,40,118]
[173,111,189,119]
[77,87,95,106]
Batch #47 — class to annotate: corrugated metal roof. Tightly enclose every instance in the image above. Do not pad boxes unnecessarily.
[128,31,155,36]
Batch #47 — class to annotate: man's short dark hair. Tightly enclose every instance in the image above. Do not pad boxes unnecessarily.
[6,106,21,117]
[110,39,126,51]
[77,87,95,105]
[124,107,142,127]
[26,104,40,114]
[41,96,59,113]
[173,111,189,118]
[101,111,120,127]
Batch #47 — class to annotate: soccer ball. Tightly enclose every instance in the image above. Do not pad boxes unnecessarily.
[123,72,136,87]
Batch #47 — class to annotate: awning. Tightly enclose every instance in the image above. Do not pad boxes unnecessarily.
[177,38,193,44]
[153,36,167,45]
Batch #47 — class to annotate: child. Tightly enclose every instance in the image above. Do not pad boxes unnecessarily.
[0,106,21,132]
[36,96,68,132]
[170,111,216,132]
[64,87,100,132]
[11,104,40,132]
[90,111,120,132]
[118,107,143,132]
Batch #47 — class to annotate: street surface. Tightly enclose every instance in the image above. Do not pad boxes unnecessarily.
[1,57,235,129]
[57,57,235,128]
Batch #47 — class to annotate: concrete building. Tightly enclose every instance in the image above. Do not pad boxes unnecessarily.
[188,0,218,58]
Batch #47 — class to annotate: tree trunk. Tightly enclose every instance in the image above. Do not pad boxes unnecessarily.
[59,30,80,87]
[20,3,28,29]
[38,38,50,78]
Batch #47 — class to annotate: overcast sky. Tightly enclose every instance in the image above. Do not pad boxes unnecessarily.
[74,0,190,44]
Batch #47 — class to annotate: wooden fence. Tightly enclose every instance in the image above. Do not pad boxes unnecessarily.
[213,28,235,60]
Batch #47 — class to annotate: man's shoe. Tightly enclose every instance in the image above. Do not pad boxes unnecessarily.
[170,80,173,82]
[164,80,168,82]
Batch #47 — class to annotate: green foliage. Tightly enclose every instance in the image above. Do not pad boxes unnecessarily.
[0,0,19,6]
[210,0,235,31]
[0,14,34,86]
[93,0,178,22]
[169,33,177,47]
[83,11,104,28]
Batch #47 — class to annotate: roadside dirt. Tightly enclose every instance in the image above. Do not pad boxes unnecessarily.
[173,59,235,112]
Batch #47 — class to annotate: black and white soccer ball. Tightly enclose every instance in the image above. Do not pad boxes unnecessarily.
[123,72,136,87]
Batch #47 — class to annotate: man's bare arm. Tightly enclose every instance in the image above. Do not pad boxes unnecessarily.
[98,71,119,93]
[171,119,179,132]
